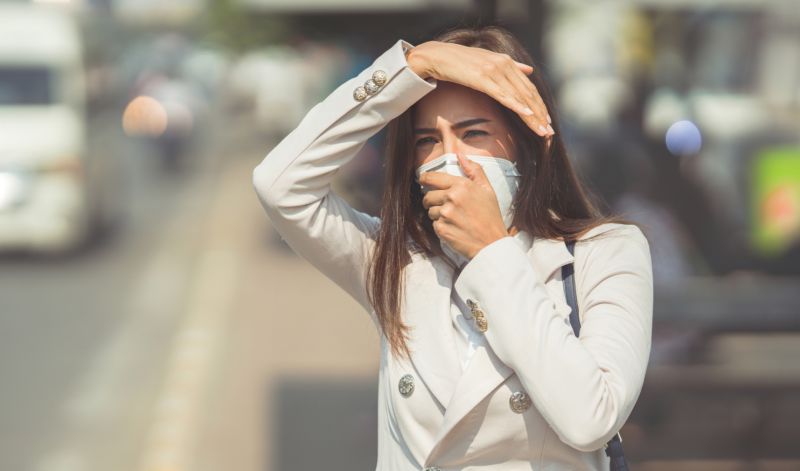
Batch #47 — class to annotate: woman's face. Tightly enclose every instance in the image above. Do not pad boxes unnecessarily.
[411,81,518,168]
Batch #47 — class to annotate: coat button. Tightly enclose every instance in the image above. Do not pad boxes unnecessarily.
[398,374,415,397]
[509,391,531,413]
[466,299,488,332]
[372,69,387,86]
[364,78,381,95]
[473,309,488,332]
[353,86,367,101]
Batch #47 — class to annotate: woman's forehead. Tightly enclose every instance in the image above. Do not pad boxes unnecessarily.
[412,83,499,126]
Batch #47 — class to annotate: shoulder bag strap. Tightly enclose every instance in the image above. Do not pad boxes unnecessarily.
[562,240,581,337]
[562,239,629,471]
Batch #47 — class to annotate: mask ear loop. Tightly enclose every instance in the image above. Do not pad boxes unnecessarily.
[500,159,522,177]
[507,160,522,177]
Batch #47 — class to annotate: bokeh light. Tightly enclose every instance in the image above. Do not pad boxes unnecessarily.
[665,119,702,156]
[122,95,168,137]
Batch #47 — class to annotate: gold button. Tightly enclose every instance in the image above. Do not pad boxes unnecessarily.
[353,86,367,101]
[398,374,415,397]
[509,391,531,413]
[364,78,380,95]
[372,69,387,86]
[467,299,488,332]
[475,315,488,333]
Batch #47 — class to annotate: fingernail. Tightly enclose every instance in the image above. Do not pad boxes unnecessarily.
[538,124,547,134]
[523,107,534,116]
[547,124,555,134]
[547,114,552,124]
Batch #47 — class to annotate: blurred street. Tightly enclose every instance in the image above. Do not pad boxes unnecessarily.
[0,104,384,470]
[1,0,799,470]
[0,104,229,469]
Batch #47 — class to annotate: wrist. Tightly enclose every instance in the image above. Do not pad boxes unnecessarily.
[469,231,511,259]
[406,42,432,80]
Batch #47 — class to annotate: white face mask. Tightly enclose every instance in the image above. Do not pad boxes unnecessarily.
[414,152,522,268]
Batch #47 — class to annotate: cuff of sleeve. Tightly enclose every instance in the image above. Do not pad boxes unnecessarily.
[400,39,414,55]
[452,235,558,369]
[398,39,437,87]
[453,236,533,304]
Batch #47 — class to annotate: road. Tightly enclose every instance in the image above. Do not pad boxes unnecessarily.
[0,108,381,471]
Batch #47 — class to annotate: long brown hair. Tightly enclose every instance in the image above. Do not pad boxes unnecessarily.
[366,25,640,360]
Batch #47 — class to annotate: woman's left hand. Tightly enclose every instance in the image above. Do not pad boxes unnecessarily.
[420,153,510,259]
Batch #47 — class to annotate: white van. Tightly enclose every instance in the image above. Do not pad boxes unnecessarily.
[0,4,113,254]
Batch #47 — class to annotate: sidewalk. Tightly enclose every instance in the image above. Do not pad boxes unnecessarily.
[187,152,381,471]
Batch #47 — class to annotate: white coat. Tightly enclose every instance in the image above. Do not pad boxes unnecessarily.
[252,38,654,471]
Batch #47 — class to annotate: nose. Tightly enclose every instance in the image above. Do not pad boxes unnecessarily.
[441,131,467,156]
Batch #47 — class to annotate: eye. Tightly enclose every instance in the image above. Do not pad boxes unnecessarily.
[415,130,486,147]
[464,129,487,138]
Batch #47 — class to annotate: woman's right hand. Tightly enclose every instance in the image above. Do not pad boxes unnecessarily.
[407,41,554,138]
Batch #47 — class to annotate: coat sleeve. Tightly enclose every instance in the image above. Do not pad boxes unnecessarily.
[452,224,653,452]
[252,39,437,324]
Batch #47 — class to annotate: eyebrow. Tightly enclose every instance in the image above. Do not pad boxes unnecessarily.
[413,118,491,135]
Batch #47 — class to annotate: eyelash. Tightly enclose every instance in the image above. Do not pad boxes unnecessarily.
[415,130,487,146]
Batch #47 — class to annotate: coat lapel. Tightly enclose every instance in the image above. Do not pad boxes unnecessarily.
[402,253,463,409]
[428,336,514,458]
[423,232,576,463]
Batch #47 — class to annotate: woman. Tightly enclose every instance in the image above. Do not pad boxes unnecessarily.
[253,25,653,471]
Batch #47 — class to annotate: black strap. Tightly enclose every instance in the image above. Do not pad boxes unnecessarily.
[562,240,630,471]
[562,240,581,337]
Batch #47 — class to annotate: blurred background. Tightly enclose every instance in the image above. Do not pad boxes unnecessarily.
[0,0,798,470]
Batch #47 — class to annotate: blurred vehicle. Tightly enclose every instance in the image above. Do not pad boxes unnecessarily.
[0,4,119,254]
[223,41,353,140]
[120,34,217,173]
[130,72,206,172]
[225,47,309,139]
